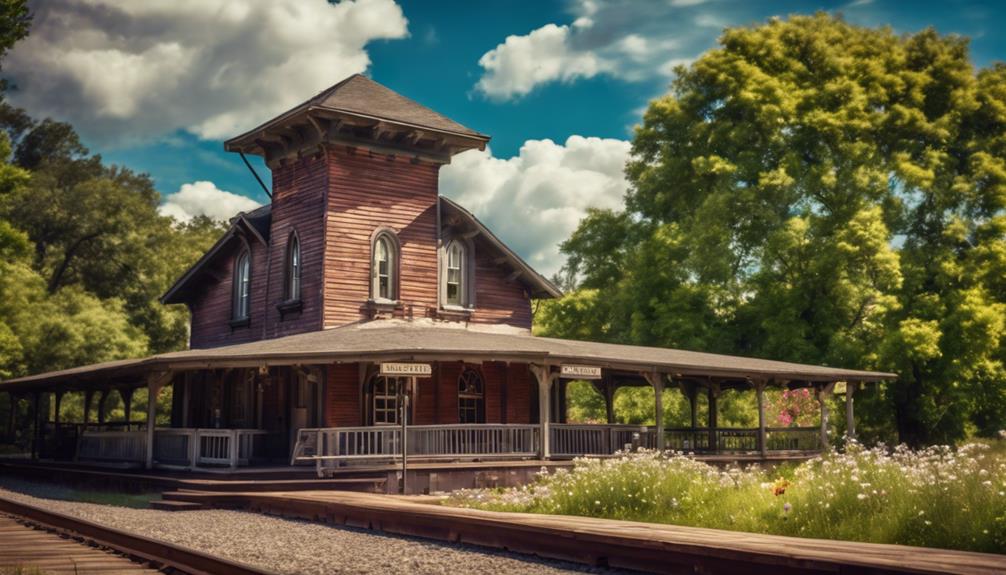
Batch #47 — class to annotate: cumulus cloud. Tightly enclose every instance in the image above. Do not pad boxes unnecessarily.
[6,0,409,144]
[159,181,261,223]
[440,136,631,277]
[475,0,730,99]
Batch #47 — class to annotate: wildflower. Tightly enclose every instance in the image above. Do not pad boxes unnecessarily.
[783,502,792,513]
[857,493,867,500]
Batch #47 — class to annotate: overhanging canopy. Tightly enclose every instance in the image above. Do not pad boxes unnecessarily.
[0,321,896,392]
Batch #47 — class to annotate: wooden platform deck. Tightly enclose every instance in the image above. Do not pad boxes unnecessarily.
[167,489,1006,575]
[0,513,158,574]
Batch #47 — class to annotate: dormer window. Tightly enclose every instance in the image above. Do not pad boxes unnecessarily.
[371,230,399,301]
[443,238,473,309]
[233,249,251,321]
[285,233,301,301]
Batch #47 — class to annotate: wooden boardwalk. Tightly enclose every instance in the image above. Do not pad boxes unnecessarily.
[0,513,158,575]
[169,489,1006,575]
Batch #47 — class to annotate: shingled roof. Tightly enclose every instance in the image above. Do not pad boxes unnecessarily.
[226,74,489,158]
[0,320,896,390]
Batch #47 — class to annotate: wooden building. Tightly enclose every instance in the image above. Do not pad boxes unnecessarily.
[0,75,894,473]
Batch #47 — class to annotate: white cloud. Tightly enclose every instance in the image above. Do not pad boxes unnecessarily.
[440,136,631,277]
[475,0,729,99]
[6,0,409,144]
[159,181,261,222]
[475,24,610,100]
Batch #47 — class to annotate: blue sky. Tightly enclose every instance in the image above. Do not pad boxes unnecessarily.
[6,0,1004,275]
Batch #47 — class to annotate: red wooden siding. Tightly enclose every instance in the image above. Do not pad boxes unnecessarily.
[326,363,361,427]
[189,235,268,349]
[506,363,534,424]
[262,154,327,338]
[469,246,533,329]
[323,146,441,327]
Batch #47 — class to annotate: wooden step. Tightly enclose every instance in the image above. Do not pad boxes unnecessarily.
[173,476,389,493]
[148,499,205,511]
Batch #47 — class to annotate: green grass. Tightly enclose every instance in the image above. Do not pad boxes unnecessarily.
[0,477,157,509]
[446,441,1006,554]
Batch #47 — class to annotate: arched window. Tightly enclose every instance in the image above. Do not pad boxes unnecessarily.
[445,240,466,306]
[233,249,251,320]
[458,368,484,424]
[367,375,406,425]
[372,231,398,300]
[284,234,301,301]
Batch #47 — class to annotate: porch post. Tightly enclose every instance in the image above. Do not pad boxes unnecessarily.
[687,385,698,430]
[530,364,556,460]
[816,382,836,450]
[707,384,720,451]
[30,391,41,460]
[756,381,767,457]
[643,371,665,451]
[96,389,108,425]
[845,382,858,441]
[145,372,171,469]
[53,391,63,427]
[82,390,94,431]
[120,387,134,430]
[5,392,15,440]
[181,375,190,428]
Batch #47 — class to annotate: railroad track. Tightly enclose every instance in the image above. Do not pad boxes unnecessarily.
[0,494,278,575]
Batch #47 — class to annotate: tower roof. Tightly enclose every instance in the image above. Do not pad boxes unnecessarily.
[225,74,489,164]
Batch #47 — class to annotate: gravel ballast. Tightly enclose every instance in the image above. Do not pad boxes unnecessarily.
[0,478,631,575]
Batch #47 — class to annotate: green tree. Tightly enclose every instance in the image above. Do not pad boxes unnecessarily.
[545,13,1006,446]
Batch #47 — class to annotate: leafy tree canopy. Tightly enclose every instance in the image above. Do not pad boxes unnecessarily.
[543,13,1006,446]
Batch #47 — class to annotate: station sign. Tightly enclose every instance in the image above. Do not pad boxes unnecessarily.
[560,364,603,380]
[379,362,432,377]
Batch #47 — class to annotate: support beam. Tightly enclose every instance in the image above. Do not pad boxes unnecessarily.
[82,389,94,430]
[53,391,64,427]
[529,364,557,460]
[643,371,666,451]
[846,382,858,441]
[145,371,173,469]
[5,392,15,440]
[96,389,108,425]
[30,391,41,460]
[120,388,135,430]
[816,382,837,450]
[755,381,767,457]
[604,381,616,424]
[707,384,721,451]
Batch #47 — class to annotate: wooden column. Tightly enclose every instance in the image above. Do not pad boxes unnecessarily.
[82,389,94,431]
[120,388,135,430]
[756,381,767,457]
[53,391,64,427]
[181,375,191,428]
[846,382,858,441]
[145,372,172,469]
[30,391,41,460]
[643,371,665,451]
[96,389,108,425]
[6,392,16,440]
[816,382,836,450]
[707,384,720,452]
[687,385,698,430]
[529,365,556,460]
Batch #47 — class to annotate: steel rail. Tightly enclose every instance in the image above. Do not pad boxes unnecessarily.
[0,494,279,575]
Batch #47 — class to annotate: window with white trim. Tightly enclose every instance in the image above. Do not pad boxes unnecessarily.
[233,250,251,320]
[445,240,465,306]
[285,234,301,301]
[372,232,398,301]
[458,368,484,424]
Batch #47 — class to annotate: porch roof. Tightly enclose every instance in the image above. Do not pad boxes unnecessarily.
[0,320,896,391]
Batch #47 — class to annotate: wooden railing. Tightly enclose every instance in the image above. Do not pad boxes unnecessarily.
[76,430,147,464]
[293,424,540,467]
[550,424,655,456]
[293,423,823,468]
[155,428,267,468]
[78,428,266,469]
